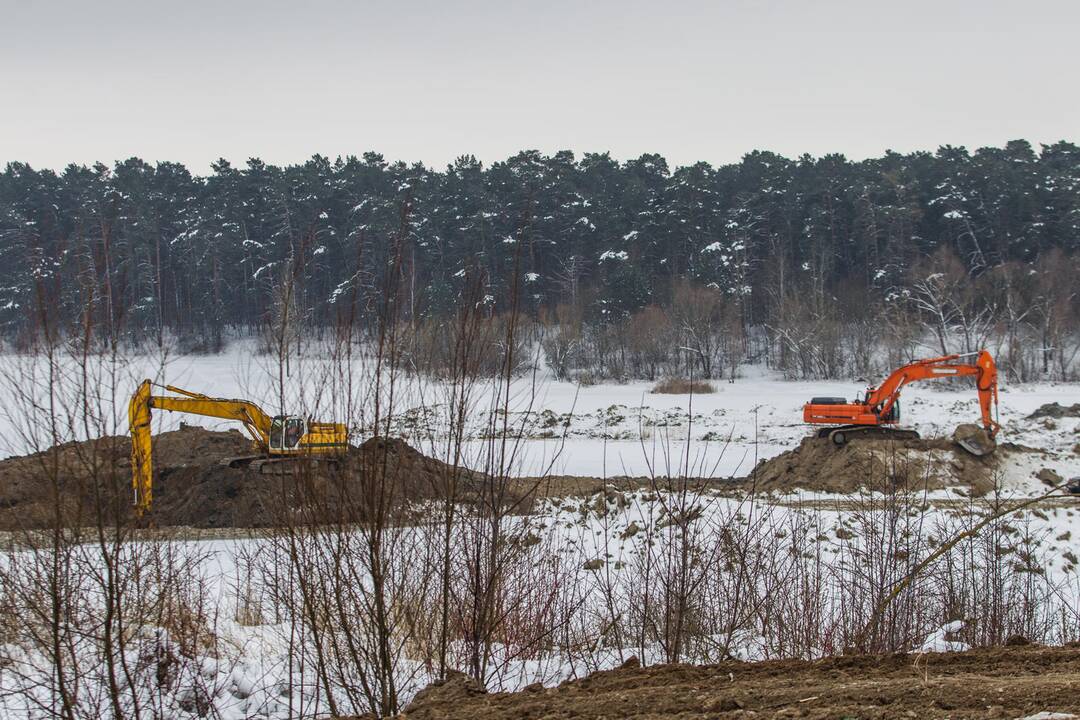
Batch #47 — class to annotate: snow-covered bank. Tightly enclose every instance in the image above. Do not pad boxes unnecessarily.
[3,485,1078,719]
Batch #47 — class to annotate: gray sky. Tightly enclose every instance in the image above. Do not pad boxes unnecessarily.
[2,0,1077,172]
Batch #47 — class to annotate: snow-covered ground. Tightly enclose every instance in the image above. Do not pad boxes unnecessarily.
[4,483,1079,718]
[1,344,1078,718]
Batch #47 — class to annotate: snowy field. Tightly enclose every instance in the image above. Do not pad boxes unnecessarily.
[3,482,1079,718]
[0,345,1078,718]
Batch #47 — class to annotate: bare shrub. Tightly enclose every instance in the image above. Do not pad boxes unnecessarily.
[539,303,584,382]
[404,311,531,379]
[623,305,673,380]
[768,289,846,379]
[669,280,741,381]
[0,344,222,719]
[909,247,996,356]
[650,378,716,395]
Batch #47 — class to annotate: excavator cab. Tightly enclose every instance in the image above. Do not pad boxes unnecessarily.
[269,416,306,454]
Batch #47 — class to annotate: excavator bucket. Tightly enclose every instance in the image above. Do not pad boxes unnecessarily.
[953,423,996,457]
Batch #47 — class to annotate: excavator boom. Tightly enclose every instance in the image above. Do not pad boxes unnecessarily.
[129,380,154,514]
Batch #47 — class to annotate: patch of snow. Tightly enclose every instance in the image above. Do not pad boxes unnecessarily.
[599,250,629,262]
[917,622,970,653]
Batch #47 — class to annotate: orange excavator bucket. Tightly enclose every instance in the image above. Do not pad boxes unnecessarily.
[953,423,996,457]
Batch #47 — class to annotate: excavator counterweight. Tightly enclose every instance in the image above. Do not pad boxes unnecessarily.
[129,380,348,516]
[802,350,1000,456]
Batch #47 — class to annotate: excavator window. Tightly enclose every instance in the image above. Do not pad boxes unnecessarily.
[284,417,304,450]
[270,417,284,450]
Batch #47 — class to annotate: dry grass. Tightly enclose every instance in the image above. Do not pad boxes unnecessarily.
[651,378,716,395]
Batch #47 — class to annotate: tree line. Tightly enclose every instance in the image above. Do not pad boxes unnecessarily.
[1,140,1078,378]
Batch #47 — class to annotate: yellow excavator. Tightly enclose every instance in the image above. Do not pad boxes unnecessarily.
[129,380,348,515]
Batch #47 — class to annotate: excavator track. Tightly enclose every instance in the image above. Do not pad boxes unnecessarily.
[819,425,921,447]
[250,456,341,475]
[220,454,264,469]
[219,454,341,475]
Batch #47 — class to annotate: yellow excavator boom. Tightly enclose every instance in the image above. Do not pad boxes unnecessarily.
[128,379,347,516]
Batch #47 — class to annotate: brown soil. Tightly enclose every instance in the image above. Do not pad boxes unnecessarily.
[747,435,1008,496]
[397,644,1080,719]
[0,427,1039,530]
[0,426,473,530]
[1028,402,1080,420]
[503,433,1028,501]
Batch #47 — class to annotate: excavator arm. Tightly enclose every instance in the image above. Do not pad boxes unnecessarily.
[865,350,999,436]
[129,380,154,515]
[128,379,276,516]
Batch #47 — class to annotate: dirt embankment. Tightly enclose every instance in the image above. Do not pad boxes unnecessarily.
[0,426,473,530]
[747,435,1011,496]
[0,426,1042,529]
[398,645,1080,719]
[537,434,1027,498]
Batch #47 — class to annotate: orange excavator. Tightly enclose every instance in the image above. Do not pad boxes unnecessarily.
[802,350,1000,456]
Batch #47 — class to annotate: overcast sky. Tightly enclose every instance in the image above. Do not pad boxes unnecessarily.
[2,0,1078,172]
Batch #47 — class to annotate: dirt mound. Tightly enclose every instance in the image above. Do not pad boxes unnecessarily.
[0,434,128,529]
[0,427,469,530]
[402,671,488,713]
[1028,402,1080,420]
[750,434,1001,495]
[400,645,1080,719]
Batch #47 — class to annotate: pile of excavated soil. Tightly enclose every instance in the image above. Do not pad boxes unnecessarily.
[0,426,474,530]
[520,433,1015,499]
[153,431,473,528]
[399,645,1080,719]
[1028,402,1080,420]
[748,435,1005,495]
